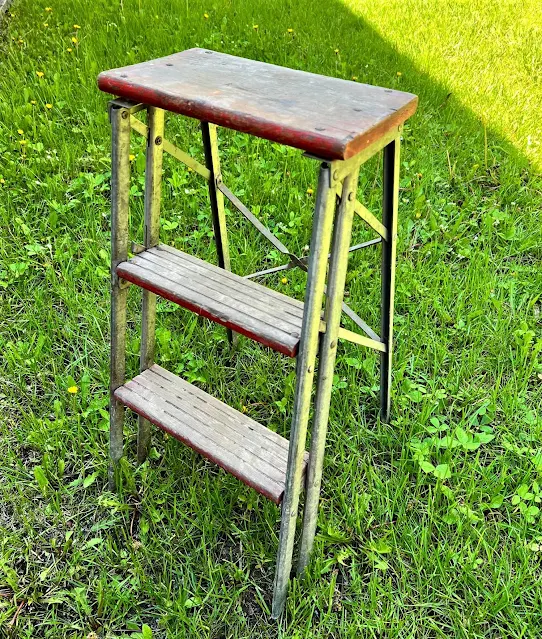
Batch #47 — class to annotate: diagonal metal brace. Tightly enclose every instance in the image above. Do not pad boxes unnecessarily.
[217,181,305,269]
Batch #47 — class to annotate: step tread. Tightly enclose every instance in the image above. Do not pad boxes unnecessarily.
[117,244,304,357]
[114,364,307,503]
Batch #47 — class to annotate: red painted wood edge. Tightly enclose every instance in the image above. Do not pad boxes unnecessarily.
[115,385,286,503]
[117,264,299,358]
[97,74,417,161]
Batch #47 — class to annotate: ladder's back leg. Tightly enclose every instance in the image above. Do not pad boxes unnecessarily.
[201,121,236,347]
[138,106,165,464]
[271,163,338,619]
[380,138,401,422]
[297,165,361,574]
[109,103,132,489]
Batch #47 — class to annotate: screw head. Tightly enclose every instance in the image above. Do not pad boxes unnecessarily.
[330,340,337,349]
[155,136,162,145]
[333,170,339,180]
[121,110,129,119]
[348,192,354,201]
[307,365,314,373]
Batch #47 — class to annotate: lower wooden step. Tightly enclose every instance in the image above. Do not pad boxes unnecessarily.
[116,244,304,356]
[114,364,308,504]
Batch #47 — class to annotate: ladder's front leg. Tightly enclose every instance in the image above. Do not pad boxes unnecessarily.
[297,165,361,574]
[271,163,338,619]
[380,138,400,422]
[138,107,165,464]
[109,103,132,489]
[201,121,236,346]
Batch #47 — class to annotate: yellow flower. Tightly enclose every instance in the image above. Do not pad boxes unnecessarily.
[17,129,24,135]
[30,100,37,105]
[67,385,78,394]
[19,140,27,145]
[18,38,24,43]
[73,24,81,29]
[203,12,209,18]
[253,24,258,30]
[352,76,358,81]
[415,212,421,219]
[334,48,339,54]
[45,7,53,12]
[36,71,44,78]
[306,187,313,195]
[0,179,5,184]
[396,71,402,76]
[71,37,78,44]
[287,28,293,33]
[129,154,135,161]
[43,23,48,27]
[281,277,288,284]
[242,405,247,413]
[67,47,72,52]
[45,103,52,109]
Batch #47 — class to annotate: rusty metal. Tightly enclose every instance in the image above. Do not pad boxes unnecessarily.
[297,166,361,575]
[138,106,165,464]
[108,102,131,490]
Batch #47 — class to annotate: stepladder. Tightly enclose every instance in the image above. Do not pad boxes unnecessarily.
[99,48,418,618]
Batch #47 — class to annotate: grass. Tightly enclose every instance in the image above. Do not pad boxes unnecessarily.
[0,0,541,637]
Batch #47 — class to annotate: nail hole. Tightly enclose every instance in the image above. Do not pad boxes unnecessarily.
[120,74,127,78]
[315,126,326,131]
[204,50,213,54]
[385,89,393,93]
[353,108,362,112]
[166,63,173,67]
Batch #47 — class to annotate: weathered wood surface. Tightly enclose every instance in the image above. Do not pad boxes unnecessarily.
[98,48,418,160]
[114,364,308,503]
[116,244,305,356]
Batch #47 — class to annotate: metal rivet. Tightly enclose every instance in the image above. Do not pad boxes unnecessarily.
[308,365,314,373]
[348,192,354,201]
[155,136,162,145]
[333,170,339,180]
[121,110,128,119]
[330,340,337,349]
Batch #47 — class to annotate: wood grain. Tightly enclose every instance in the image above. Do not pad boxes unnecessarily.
[98,48,418,160]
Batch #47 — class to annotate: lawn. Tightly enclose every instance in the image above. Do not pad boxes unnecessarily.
[0,0,541,637]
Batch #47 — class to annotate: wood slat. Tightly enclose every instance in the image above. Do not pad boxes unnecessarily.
[98,48,418,161]
[114,365,308,503]
[117,244,304,356]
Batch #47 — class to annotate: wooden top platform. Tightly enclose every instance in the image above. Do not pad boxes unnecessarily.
[98,48,417,160]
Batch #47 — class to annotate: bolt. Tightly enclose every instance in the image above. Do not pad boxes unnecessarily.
[155,136,162,145]
[121,110,128,119]
[348,192,354,201]
[330,340,337,349]
[308,365,314,373]
[333,170,339,180]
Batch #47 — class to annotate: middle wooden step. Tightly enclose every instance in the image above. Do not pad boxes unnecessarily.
[117,244,304,356]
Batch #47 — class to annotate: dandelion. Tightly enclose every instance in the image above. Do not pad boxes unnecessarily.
[0,179,5,184]
[43,23,48,27]
[352,76,358,81]
[17,129,24,135]
[19,140,27,145]
[67,385,78,394]
[45,6,52,12]
[253,24,258,30]
[242,405,247,413]
[334,48,339,54]
[281,277,288,284]
[129,154,135,161]
[203,12,209,19]
[396,71,402,76]
[30,100,36,105]
[306,187,313,195]
[415,212,421,219]
[287,28,293,33]
[45,103,52,109]
[18,38,24,43]
[36,71,44,78]
[67,47,72,52]
[73,24,81,29]
[71,37,78,44]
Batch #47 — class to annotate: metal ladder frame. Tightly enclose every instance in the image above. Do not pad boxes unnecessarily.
[107,98,401,618]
